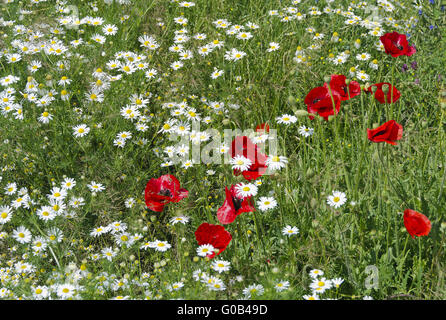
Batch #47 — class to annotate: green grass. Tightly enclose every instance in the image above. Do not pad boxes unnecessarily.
[0,0,445,300]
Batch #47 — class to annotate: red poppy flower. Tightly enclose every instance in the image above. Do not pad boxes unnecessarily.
[195,222,232,258]
[230,136,268,181]
[367,120,403,145]
[403,209,431,239]
[380,31,416,57]
[304,86,342,120]
[256,123,270,133]
[144,174,188,212]
[325,74,361,101]
[365,82,401,104]
[217,185,255,224]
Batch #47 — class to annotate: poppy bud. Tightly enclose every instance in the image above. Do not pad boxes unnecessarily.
[323,75,331,83]
[382,84,390,94]
[287,95,296,105]
[310,198,318,209]
[222,118,230,125]
[306,167,315,178]
[294,109,309,116]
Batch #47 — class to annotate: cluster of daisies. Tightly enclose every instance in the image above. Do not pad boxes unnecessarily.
[276,113,315,138]
[302,269,373,300]
[0,177,106,249]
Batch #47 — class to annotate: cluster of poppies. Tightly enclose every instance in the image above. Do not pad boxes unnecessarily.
[143,133,273,259]
[302,32,430,238]
[143,174,233,258]
[141,31,430,264]
[304,74,360,121]
[303,31,430,238]
[303,32,416,146]
[379,32,430,238]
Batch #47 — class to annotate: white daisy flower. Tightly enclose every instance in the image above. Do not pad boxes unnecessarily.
[282,225,299,236]
[235,182,258,198]
[257,196,277,211]
[196,244,215,257]
[230,155,252,172]
[266,155,288,171]
[327,190,347,208]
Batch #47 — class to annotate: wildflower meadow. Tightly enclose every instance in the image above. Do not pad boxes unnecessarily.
[0,0,445,301]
